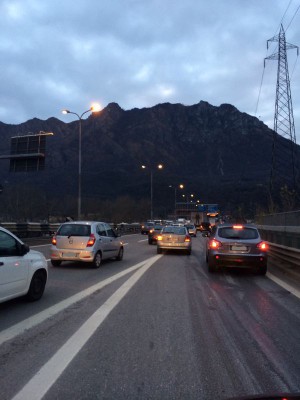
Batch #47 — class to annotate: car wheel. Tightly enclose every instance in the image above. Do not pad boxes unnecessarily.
[257,265,267,275]
[93,252,102,268]
[116,247,124,261]
[186,249,191,255]
[148,239,153,245]
[26,270,47,301]
[51,260,61,267]
[157,247,162,254]
[208,259,217,273]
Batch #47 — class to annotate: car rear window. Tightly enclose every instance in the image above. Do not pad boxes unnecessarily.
[58,224,91,237]
[163,227,186,235]
[218,227,258,239]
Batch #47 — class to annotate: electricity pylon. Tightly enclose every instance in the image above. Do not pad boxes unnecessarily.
[264,24,299,202]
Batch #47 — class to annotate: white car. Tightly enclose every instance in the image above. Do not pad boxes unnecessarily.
[0,226,48,303]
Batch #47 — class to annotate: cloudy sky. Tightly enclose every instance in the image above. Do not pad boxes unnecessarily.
[1,0,300,139]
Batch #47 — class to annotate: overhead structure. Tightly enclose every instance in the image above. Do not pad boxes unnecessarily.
[264,24,299,196]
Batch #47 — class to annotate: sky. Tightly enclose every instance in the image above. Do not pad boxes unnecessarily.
[0,0,300,140]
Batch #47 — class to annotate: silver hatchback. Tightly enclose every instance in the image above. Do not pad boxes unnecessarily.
[50,221,124,268]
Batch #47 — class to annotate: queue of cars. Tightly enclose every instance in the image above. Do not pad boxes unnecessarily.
[0,218,268,305]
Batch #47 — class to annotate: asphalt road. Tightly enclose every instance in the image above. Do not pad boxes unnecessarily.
[0,234,300,400]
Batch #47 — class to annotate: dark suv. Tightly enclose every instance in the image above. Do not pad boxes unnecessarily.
[203,223,268,274]
[141,222,154,235]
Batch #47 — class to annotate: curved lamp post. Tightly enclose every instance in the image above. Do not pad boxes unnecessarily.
[142,164,163,220]
[62,103,101,220]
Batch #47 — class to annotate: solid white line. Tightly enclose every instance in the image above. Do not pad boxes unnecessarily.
[31,244,51,248]
[12,254,161,400]
[0,256,159,346]
[138,239,148,242]
[267,272,300,300]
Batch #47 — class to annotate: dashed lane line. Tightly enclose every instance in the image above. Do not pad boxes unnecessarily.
[0,255,160,347]
[11,254,162,400]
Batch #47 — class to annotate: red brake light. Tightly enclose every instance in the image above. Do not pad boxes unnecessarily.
[184,235,191,242]
[257,241,268,251]
[209,239,222,249]
[52,236,57,245]
[233,225,243,229]
[87,234,96,247]
[149,229,154,233]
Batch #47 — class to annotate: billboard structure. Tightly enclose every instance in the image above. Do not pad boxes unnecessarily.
[0,131,53,172]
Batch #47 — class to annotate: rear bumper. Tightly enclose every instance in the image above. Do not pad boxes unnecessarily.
[50,249,95,262]
[209,253,267,268]
[157,242,191,251]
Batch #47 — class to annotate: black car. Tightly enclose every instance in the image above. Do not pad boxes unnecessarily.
[141,222,154,235]
[148,224,163,244]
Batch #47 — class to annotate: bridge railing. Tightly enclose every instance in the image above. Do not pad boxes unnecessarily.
[256,210,300,268]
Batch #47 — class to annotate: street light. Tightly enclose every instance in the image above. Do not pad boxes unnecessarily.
[142,164,163,220]
[62,103,101,220]
[169,183,184,217]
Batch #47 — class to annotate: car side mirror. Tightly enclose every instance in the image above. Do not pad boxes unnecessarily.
[20,243,30,256]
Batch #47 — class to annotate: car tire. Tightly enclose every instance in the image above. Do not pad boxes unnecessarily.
[186,249,191,255]
[148,238,153,245]
[116,247,124,261]
[157,247,162,254]
[93,252,102,268]
[26,270,47,301]
[257,265,267,275]
[51,260,61,267]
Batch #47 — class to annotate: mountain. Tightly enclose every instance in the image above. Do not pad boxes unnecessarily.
[0,101,298,221]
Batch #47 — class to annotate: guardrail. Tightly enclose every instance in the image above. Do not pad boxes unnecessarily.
[268,242,300,268]
[0,222,141,238]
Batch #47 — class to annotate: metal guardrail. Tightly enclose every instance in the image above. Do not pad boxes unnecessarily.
[268,242,300,268]
[0,222,141,238]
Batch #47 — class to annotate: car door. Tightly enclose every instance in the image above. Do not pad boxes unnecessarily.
[105,224,120,257]
[0,230,29,301]
[96,224,111,260]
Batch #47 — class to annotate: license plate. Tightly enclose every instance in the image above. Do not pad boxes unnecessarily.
[231,245,247,251]
[63,252,77,257]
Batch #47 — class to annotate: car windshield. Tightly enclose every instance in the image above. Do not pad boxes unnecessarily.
[218,227,258,239]
[153,225,163,230]
[58,224,91,237]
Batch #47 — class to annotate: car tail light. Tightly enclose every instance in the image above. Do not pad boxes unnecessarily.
[149,229,154,234]
[257,241,268,251]
[157,235,163,241]
[209,239,222,249]
[233,225,243,229]
[184,235,191,242]
[87,234,96,247]
[52,236,57,246]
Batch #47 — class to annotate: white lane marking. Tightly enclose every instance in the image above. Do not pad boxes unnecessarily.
[267,272,300,300]
[0,256,159,346]
[138,239,148,242]
[12,254,161,400]
[123,242,129,246]
[31,244,51,248]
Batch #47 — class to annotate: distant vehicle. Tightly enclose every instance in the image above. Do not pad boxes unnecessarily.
[148,224,163,244]
[0,226,48,303]
[199,221,211,232]
[141,221,155,235]
[157,226,192,255]
[185,223,197,237]
[50,221,124,268]
[203,223,268,274]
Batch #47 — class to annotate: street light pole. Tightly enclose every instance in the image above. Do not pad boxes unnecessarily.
[62,104,101,220]
[142,164,163,221]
